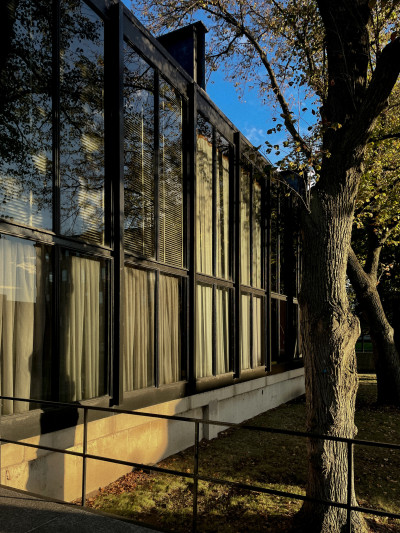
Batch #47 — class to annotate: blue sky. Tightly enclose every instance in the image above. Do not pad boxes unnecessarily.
[124,1,302,165]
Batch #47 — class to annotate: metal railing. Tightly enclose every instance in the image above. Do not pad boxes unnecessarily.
[0,395,399,533]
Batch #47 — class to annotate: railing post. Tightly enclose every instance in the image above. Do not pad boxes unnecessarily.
[81,407,88,506]
[192,421,200,533]
[346,440,353,533]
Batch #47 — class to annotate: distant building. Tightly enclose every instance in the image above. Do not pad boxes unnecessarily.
[0,0,304,500]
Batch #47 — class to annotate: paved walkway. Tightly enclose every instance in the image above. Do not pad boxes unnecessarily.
[0,486,161,533]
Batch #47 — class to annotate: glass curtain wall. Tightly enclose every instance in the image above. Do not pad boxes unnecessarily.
[124,44,184,392]
[196,115,231,378]
[0,0,108,413]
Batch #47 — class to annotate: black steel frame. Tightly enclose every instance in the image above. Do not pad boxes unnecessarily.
[0,0,302,420]
[0,395,399,533]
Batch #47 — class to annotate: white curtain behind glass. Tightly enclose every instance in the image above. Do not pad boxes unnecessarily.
[241,293,251,370]
[216,288,229,374]
[124,267,155,391]
[159,274,180,385]
[196,135,213,275]
[60,255,102,401]
[0,237,46,414]
[253,297,262,367]
[196,284,212,378]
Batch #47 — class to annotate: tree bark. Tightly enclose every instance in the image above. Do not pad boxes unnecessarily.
[296,183,367,533]
[348,247,400,405]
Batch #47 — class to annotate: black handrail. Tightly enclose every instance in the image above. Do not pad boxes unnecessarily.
[1,395,399,532]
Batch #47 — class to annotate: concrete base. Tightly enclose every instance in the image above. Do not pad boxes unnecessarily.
[1,368,305,502]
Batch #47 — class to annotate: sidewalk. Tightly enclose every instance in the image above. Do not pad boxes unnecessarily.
[0,486,161,533]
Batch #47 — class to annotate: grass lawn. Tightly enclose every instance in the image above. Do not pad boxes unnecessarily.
[87,375,400,532]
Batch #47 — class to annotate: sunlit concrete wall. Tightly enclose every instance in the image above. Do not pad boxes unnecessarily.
[0,368,304,501]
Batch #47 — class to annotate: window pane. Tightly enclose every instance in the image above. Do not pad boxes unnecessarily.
[196,284,212,378]
[253,296,263,367]
[196,117,213,275]
[240,167,251,285]
[216,287,230,375]
[0,235,52,414]
[60,251,107,400]
[124,47,155,258]
[271,298,279,364]
[60,1,105,244]
[159,81,184,268]
[124,267,155,391]
[241,293,251,370]
[252,179,262,288]
[270,184,279,293]
[0,1,52,230]
[215,133,230,279]
[159,274,181,385]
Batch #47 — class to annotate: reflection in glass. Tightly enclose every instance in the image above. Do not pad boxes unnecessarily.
[60,250,107,400]
[60,1,105,244]
[124,267,155,391]
[0,1,52,230]
[270,184,279,293]
[0,235,52,414]
[240,167,251,285]
[216,133,230,279]
[159,274,181,385]
[216,287,230,374]
[159,81,183,267]
[241,293,251,370]
[196,284,212,377]
[196,116,213,275]
[253,179,262,288]
[124,47,155,258]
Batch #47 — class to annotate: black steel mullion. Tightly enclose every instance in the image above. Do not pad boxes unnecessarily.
[265,175,272,372]
[107,1,124,405]
[249,166,253,288]
[212,284,216,376]
[52,0,60,235]
[212,128,217,277]
[234,132,241,378]
[188,83,197,388]
[182,96,190,382]
[155,270,160,387]
[250,295,253,369]
[154,71,160,262]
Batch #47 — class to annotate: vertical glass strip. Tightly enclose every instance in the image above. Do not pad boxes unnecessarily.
[0,0,53,230]
[59,1,105,244]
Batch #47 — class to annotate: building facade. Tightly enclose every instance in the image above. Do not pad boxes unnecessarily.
[0,0,304,500]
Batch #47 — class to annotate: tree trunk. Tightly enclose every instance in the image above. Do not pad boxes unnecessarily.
[348,248,400,405]
[297,191,367,533]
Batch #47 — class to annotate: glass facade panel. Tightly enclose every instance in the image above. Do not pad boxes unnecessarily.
[59,250,107,401]
[253,179,262,288]
[0,1,52,230]
[240,167,251,285]
[216,287,230,374]
[215,134,230,280]
[196,284,212,377]
[241,293,251,370]
[196,117,213,275]
[253,296,262,367]
[124,47,155,258]
[159,274,181,385]
[0,235,52,414]
[159,81,184,268]
[270,184,278,293]
[124,267,155,391]
[59,1,105,244]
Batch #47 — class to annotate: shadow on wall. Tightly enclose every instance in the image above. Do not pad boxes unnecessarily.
[26,382,79,501]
